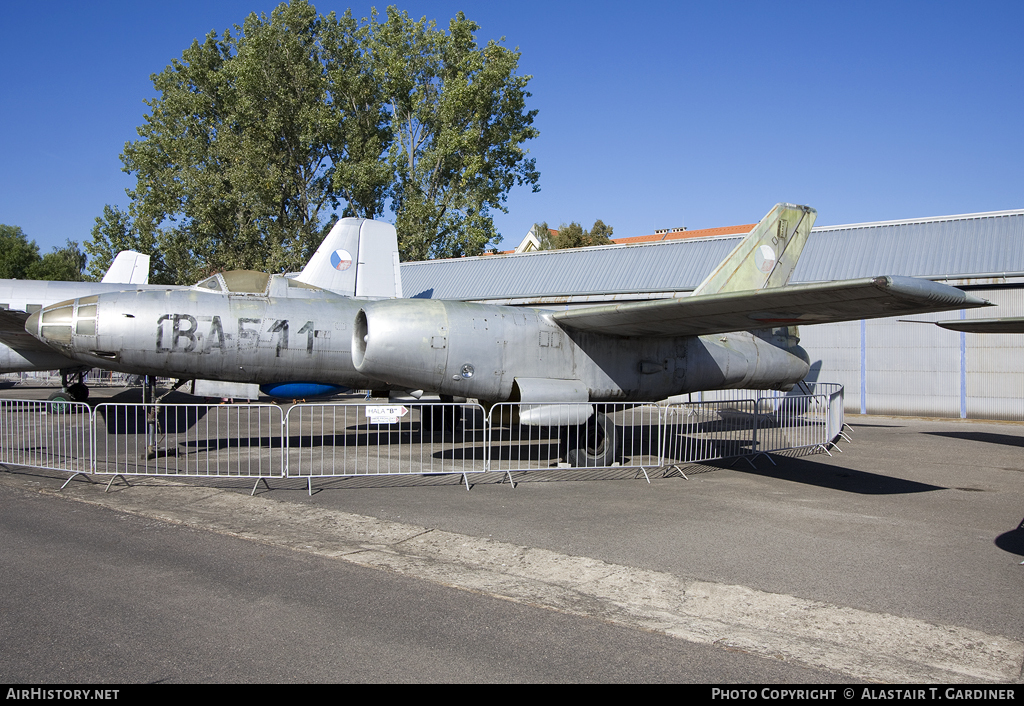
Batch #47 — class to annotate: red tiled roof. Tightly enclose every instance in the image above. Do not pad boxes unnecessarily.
[492,222,755,255]
[612,223,756,245]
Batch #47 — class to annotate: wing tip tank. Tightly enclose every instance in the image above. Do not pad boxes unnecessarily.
[873,276,992,309]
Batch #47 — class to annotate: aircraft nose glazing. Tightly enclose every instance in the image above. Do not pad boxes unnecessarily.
[29,296,100,347]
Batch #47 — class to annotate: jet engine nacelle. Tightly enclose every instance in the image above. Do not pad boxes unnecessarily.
[354,299,528,400]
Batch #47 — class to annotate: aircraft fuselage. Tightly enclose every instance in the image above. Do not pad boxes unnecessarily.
[353,299,811,402]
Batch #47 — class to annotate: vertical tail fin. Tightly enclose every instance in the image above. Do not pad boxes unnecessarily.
[692,203,816,296]
[101,251,150,284]
[295,218,403,298]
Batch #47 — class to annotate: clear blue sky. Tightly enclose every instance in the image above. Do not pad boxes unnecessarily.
[1,0,1021,257]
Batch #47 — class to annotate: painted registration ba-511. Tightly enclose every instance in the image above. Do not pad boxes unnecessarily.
[25,270,384,393]
[24,217,405,398]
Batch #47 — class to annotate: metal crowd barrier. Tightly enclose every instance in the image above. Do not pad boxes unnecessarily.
[0,387,846,491]
[486,402,666,483]
[93,403,284,487]
[826,387,850,450]
[680,382,843,405]
[753,394,832,458]
[660,398,759,471]
[284,402,487,492]
[0,399,92,486]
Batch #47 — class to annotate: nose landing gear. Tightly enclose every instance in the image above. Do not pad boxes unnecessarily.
[47,369,90,411]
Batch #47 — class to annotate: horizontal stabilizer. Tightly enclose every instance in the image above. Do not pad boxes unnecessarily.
[552,276,992,338]
[935,317,1024,334]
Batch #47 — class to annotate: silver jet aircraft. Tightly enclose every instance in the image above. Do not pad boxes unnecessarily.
[26,204,991,461]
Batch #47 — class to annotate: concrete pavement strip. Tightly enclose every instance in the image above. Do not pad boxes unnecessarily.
[2,470,1021,683]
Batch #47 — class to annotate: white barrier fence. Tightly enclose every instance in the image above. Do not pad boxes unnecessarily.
[0,399,92,478]
[285,402,487,490]
[661,399,760,468]
[487,402,667,474]
[93,403,284,479]
[0,387,845,491]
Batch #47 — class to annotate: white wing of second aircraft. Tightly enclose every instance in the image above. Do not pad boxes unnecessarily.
[934,317,1024,334]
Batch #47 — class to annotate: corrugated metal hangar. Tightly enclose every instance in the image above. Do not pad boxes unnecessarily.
[400,209,1024,420]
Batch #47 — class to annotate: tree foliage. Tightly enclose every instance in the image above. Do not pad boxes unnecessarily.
[100,1,538,283]
[29,241,88,281]
[370,8,539,260]
[0,225,86,281]
[85,205,169,283]
[0,225,40,279]
[120,1,362,283]
[534,219,614,250]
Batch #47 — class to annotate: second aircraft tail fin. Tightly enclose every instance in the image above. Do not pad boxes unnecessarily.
[295,218,403,298]
[101,251,150,285]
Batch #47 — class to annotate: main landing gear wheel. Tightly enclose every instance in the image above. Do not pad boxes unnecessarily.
[47,390,72,413]
[565,411,619,467]
[419,395,464,436]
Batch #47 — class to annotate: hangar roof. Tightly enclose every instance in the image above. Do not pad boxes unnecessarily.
[792,209,1024,283]
[399,209,1024,304]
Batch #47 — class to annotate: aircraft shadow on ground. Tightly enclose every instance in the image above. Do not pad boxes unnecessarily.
[80,416,943,496]
[730,453,946,495]
[921,431,1024,449]
[995,518,1024,556]
[181,436,283,450]
[96,404,211,435]
[444,423,667,462]
[84,418,763,466]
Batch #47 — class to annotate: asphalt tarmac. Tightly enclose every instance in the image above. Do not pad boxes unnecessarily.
[1,383,1022,683]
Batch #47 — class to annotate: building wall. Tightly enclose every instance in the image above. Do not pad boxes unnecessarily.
[798,286,1024,420]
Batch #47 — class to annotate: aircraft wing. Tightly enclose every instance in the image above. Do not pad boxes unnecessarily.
[0,309,55,353]
[552,276,992,338]
[935,317,1024,334]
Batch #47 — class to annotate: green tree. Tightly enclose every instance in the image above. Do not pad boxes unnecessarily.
[25,240,87,282]
[532,221,555,250]
[85,205,169,283]
[535,219,614,250]
[119,1,389,283]
[107,2,537,282]
[0,225,40,279]
[370,8,540,260]
[324,12,392,220]
[0,226,88,281]
[587,219,614,244]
